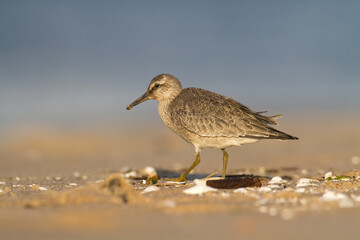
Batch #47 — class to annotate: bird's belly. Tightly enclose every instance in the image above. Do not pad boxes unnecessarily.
[191,136,259,149]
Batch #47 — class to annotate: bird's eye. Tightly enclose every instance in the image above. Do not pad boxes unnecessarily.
[154,84,160,89]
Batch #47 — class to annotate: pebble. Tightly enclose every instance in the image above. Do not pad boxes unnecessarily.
[258,186,272,193]
[221,192,230,198]
[69,183,78,186]
[29,184,40,190]
[295,188,306,193]
[268,176,283,184]
[268,184,281,189]
[339,199,354,208]
[351,194,360,202]
[325,171,333,180]
[142,186,160,193]
[296,178,319,188]
[281,208,295,220]
[234,188,248,194]
[258,166,266,174]
[319,191,348,202]
[124,171,137,178]
[143,166,157,175]
[183,179,217,195]
[256,198,269,206]
[309,188,319,194]
[351,156,360,165]
[39,187,48,191]
[120,166,131,173]
[0,181,5,185]
[268,207,278,216]
[301,169,309,175]
[72,172,81,178]
[258,206,268,213]
[161,200,176,208]
[55,177,62,181]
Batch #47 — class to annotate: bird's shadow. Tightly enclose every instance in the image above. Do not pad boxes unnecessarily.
[156,169,208,181]
[156,169,273,181]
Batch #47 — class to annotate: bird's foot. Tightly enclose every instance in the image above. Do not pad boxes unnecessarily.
[164,176,187,183]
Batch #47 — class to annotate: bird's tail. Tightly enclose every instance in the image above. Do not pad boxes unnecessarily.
[269,127,299,140]
[255,111,283,126]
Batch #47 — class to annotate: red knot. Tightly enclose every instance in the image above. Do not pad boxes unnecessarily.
[126,74,298,182]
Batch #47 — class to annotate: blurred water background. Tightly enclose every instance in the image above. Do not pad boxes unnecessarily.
[1,0,359,133]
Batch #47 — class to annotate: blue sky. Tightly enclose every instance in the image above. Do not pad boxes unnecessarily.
[1,1,359,129]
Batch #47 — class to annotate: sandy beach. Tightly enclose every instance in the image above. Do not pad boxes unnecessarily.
[1,112,359,240]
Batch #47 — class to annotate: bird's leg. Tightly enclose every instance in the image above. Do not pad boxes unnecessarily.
[166,152,200,182]
[221,149,228,179]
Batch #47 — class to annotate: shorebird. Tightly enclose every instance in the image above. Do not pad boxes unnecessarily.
[126,74,298,182]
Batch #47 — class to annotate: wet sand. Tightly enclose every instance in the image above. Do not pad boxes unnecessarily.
[1,113,360,239]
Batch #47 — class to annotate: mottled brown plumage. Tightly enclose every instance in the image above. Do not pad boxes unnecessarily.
[126,73,298,182]
[169,87,296,140]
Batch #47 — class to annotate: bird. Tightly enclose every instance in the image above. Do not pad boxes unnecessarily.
[126,74,298,182]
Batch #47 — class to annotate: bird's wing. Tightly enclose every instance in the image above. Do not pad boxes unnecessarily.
[171,88,287,139]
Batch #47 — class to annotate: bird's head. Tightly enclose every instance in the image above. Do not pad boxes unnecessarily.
[126,74,182,110]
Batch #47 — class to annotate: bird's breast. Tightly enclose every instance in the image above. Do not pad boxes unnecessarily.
[158,101,176,130]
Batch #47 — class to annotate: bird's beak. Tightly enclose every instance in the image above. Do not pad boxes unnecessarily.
[126,92,151,110]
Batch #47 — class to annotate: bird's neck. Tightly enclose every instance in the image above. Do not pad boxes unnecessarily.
[156,87,182,102]
[157,99,175,131]
[157,88,181,130]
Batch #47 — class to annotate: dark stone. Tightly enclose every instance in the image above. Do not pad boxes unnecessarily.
[206,175,262,189]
